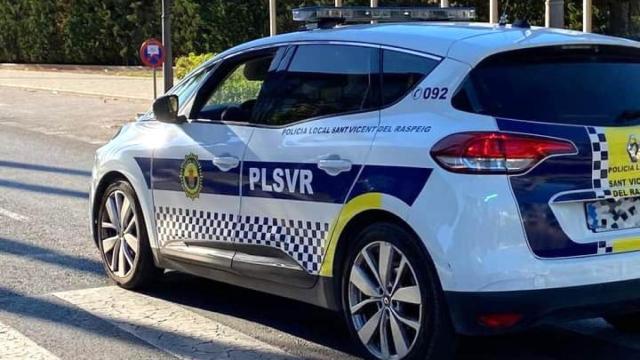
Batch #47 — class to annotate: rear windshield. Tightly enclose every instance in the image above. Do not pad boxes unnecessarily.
[452,45,640,126]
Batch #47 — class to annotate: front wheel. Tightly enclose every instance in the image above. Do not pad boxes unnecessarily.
[97,180,162,289]
[342,222,455,360]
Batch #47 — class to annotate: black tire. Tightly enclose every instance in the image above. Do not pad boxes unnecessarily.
[97,180,162,289]
[605,313,640,332]
[341,222,456,360]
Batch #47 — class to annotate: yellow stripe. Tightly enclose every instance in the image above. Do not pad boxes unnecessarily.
[603,126,640,198]
[319,193,383,277]
[613,237,640,253]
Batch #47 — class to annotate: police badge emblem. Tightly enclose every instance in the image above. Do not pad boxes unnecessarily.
[180,153,203,200]
[628,135,640,163]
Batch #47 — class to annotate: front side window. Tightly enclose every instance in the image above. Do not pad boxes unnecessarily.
[452,45,640,126]
[253,44,379,126]
[206,57,270,107]
[172,68,211,107]
[193,51,278,122]
[382,50,439,106]
[143,67,210,121]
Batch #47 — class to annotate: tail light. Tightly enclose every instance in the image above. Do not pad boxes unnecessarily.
[478,313,523,329]
[430,132,576,174]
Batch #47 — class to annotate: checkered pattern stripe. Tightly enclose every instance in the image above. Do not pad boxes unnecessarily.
[589,197,640,234]
[155,207,329,274]
[236,217,329,273]
[587,127,611,198]
[156,207,236,242]
[597,241,614,254]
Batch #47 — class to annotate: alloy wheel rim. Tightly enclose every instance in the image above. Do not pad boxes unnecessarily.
[348,241,422,360]
[100,190,139,278]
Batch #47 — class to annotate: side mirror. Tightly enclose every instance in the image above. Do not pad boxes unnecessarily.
[153,95,184,123]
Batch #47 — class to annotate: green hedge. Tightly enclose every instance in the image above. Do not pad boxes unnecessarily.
[0,0,635,65]
[175,52,214,79]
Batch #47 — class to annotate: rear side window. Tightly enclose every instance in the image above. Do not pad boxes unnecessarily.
[253,44,379,126]
[382,50,439,106]
[453,45,640,126]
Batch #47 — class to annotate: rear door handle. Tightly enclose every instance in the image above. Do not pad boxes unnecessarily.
[318,159,352,176]
[213,156,240,172]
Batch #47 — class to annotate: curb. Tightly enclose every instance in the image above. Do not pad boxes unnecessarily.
[0,63,151,74]
[0,84,153,102]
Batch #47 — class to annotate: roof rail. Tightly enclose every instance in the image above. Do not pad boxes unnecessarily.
[292,6,476,28]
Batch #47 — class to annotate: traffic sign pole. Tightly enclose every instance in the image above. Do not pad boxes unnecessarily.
[162,0,174,92]
[153,67,157,99]
[139,38,166,100]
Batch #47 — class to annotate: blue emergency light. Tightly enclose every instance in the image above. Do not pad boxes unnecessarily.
[292,6,477,24]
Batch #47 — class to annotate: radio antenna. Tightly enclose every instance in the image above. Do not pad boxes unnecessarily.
[499,0,509,26]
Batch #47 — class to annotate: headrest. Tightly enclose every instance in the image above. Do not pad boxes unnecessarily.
[243,56,272,81]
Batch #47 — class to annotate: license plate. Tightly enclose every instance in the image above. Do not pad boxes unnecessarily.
[586,197,640,232]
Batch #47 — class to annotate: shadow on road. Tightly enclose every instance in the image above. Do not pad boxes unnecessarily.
[457,326,640,359]
[0,178,88,198]
[0,160,91,177]
[142,272,640,360]
[0,286,298,359]
[0,237,103,276]
[144,271,362,358]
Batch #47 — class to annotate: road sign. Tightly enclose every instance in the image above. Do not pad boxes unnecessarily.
[139,38,165,68]
[139,38,165,100]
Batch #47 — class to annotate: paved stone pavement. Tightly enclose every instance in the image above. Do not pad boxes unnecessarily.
[55,287,293,360]
[0,321,58,360]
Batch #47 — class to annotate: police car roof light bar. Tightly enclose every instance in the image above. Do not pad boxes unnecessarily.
[292,6,477,25]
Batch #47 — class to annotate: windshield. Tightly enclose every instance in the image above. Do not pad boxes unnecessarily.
[452,45,640,126]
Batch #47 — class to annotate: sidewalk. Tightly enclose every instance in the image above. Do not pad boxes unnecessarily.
[0,68,161,101]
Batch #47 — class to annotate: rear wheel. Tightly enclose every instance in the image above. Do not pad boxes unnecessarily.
[97,180,162,289]
[341,222,455,360]
[605,313,640,332]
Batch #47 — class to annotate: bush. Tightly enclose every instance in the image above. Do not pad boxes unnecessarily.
[208,63,263,104]
[175,52,215,79]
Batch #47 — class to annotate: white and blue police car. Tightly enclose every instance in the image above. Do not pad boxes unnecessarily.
[90,6,640,359]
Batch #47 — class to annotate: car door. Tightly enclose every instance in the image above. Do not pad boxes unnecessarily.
[152,47,283,267]
[235,44,381,277]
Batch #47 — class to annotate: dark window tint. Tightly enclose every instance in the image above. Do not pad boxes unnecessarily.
[382,50,438,106]
[453,45,640,126]
[191,49,280,122]
[253,45,379,126]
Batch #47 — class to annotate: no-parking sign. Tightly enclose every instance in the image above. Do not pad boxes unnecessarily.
[139,38,165,68]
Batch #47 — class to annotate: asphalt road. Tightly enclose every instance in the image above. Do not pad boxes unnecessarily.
[1,87,640,359]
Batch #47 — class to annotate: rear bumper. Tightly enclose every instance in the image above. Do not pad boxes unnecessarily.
[446,277,640,335]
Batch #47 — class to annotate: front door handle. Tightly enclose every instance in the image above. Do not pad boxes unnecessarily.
[318,159,352,176]
[212,156,240,172]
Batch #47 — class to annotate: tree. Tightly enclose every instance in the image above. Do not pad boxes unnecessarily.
[172,0,201,56]
[0,1,20,62]
[63,0,114,63]
[609,0,631,36]
[15,1,60,63]
[1,0,639,65]
[197,0,269,53]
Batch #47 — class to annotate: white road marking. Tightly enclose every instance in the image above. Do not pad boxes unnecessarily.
[0,320,60,360]
[54,286,293,360]
[0,207,29,222]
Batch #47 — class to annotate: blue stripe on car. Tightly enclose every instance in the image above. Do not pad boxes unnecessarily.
[497,118,599,257]
[134,157,152,189]
[152,158,240,196]
[141,158,431,206]
[348,165,432,206]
